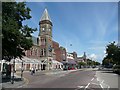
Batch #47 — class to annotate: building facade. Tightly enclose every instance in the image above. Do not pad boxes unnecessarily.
[53,41,66,62]
[25,8,64,71]
[38,8,53,70]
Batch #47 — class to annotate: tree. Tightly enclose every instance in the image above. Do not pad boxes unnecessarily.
[2,2,37,61]
[87,59,93,66]
[87,59,100,66]
[103,41,120,65]
[78,62,86,66]
[102,57,113,65]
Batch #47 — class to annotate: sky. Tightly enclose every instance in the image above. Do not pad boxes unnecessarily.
[23,2,118,63]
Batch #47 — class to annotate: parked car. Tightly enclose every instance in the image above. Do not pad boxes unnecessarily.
[113,65,120,75]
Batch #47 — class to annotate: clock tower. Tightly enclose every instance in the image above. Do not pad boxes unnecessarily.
[38,8,53,70]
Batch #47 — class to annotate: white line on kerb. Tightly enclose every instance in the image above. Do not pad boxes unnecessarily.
[91,78,94,81]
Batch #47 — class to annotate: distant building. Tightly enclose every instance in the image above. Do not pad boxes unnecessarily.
[71,52,77,61]
[59,46,66,62]
[77,57,85,62]
[66,52,77,70]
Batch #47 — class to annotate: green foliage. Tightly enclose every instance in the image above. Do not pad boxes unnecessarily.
[2,2,37,61]
[102,58,113,66]
[103,41,120,65]
[78,62,86,66]
[87,59,100,66]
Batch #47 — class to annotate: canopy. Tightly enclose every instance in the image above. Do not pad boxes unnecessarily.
[52,60,63,65]
[68,59,77,65]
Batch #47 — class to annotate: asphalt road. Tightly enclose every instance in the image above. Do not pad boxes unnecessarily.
[96,70,119,89]
[18,69,102,89]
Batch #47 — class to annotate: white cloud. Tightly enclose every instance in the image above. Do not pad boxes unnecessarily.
[104,50,106,54]
[77,55,83,57]
[88,54,97,60]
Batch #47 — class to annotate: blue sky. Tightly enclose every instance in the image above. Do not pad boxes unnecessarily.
[23,2,118,63]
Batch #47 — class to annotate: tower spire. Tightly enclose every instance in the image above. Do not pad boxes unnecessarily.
[40,8,52,22]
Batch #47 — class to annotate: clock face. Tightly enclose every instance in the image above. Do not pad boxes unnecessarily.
[48,29,51,31]
[42,28,45,31]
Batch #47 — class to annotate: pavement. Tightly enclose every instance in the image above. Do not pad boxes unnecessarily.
[1,74,27,89]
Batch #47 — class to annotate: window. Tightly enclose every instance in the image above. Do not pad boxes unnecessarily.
[31,50,32,56]
[41,49,43,56]
[41,38,46,45]
[35,49,37,56]
[44,48,46,56]
[40,48,46,56]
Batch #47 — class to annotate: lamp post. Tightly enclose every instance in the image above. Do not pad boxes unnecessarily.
[65,40,72,70]
[21,60,24,80]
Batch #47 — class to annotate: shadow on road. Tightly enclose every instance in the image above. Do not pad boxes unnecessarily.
[100,71,115,74]
[2,77,22,83]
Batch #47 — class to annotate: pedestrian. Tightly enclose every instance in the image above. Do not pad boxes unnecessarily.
[33,67,35,74]
[31,67,34,75]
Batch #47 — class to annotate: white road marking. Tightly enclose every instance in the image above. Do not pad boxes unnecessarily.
[17,77,29,88]
[91,78,94,81]
[108,86,110,89]
[17,85,23,88]
[77,86,84,88]
[100,84,103,89]
[101,80,104,83]
[85,83,90,89]
[97,78,99,81]
[91,83,100,85]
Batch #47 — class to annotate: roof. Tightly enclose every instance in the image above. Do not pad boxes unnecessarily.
[40,8,52,22]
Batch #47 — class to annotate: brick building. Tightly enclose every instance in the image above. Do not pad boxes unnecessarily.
[25,8,64,70]
[53,41,66,62]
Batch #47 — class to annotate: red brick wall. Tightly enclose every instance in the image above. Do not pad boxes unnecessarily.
[53,41,61,62]
[53,41,66,62]
[25,45,41,59]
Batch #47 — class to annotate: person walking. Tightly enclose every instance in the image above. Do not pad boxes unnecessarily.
[31,67,34,75]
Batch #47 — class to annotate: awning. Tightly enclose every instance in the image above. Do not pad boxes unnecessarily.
[52,60,63,65]
[68,59,76,65]
[10,57,41,64]
[61,61,68,64]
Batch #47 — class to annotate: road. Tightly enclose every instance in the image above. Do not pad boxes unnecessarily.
[1,68,119,90]
[17,69,102,89]
[96,70,119,89]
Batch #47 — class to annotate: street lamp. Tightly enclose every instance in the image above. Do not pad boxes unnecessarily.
[21,60,24,80]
